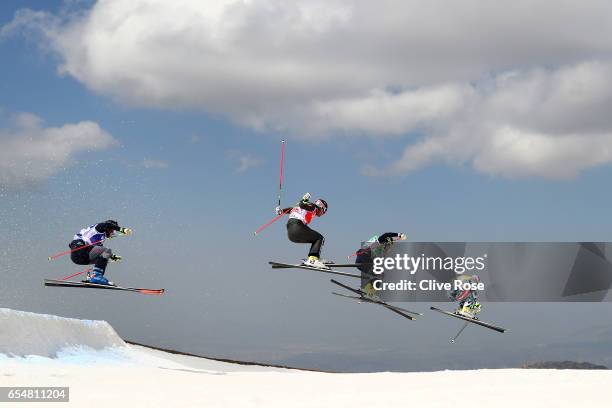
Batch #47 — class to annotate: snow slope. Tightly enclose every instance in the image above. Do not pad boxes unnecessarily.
[0,308,124,357]
[1,308,610,407]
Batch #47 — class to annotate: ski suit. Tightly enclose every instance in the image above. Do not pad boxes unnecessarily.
[356,232,402,288]
[448,274,480,308]
[69,221,121,273]
[280,201,325,258]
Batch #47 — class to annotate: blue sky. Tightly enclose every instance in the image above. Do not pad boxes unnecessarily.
[2,1,612,370]
[2,0,612,245]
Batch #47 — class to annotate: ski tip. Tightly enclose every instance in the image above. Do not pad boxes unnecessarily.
[137,288,165,295]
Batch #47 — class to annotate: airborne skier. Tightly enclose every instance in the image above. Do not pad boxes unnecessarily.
[276,193,329,269]
[355,232,406,299]
[69,220,132,286]
[448,274,482,318]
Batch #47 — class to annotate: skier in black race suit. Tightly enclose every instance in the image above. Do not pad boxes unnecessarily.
[276,193,329,269]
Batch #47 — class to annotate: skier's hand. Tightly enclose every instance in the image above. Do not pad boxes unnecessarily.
[398,233,407,240]
[275,206,283,215]
[120,227,133,236]
[302,192,311,202]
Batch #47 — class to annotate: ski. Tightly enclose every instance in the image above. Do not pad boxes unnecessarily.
[332,292,363,301]
[330,279,422,319]
[270,262,372,269]
[332,291,417,320]
[429,306,506,333]
[269,261,370,279]
[44,279,165,295]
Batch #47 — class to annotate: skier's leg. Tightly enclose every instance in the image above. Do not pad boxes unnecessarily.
[70,248,90,265]
[69,240,90,265]
[287,220,311,244]
[287,221,327,268]
[85,246,114,285]
[287,221,323,251]
[289,224,324,257]
[457,293,481,318]
[356,251,374,289]
[88,246,112,273]
[307,229,324,258]
[467,292,481,315]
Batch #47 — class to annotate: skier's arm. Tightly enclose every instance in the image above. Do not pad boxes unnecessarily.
[276,193,314,215]
[95,222,132,235]
[276,206,293,215]
[298,201,318,212]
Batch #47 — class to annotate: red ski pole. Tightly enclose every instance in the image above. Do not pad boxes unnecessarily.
[47,231,126,261]
[278,140,285,208]
[59,267,92,281]
[254,210,289,236]
[254,140,289,237]
[347,248,369,259]
[47,239,105,261]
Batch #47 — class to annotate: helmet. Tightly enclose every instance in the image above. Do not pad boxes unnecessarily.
[315,199,327,216]
[103,220,119,237]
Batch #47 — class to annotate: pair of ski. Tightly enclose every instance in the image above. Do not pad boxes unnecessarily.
[429,306,506,343]
[335,283,506,339]
[330,279,422,320]
[270,261,506,337]
[271,261,420,320]
[269,261,375,279]
[330,279,506,334]
[44,279,164,295]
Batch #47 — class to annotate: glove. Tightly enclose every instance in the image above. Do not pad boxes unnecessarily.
[120,227,133,236]
[399,233,407,240]
[110,254,122,262]
[275,206,283,215]
[302,192,311,202]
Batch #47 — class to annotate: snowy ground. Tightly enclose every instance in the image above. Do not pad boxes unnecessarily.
[1,308,611,407]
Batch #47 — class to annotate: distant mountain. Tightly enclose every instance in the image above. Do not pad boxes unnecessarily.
[522,361,608,369]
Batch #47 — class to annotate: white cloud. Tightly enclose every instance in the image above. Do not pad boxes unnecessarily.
[226,150,263,173]
[6,0,612,178]
[370,61,612,179]
[0,113,117,187]
[141,158,169,169]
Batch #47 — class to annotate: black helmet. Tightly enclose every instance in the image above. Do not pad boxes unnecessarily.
[103,220,119,236]
[315,199,328,216]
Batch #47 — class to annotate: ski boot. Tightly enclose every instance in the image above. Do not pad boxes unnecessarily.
[456,301,481,319]
[302,256,331,270]
[84,267,114,286]
[360,282,380,301]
